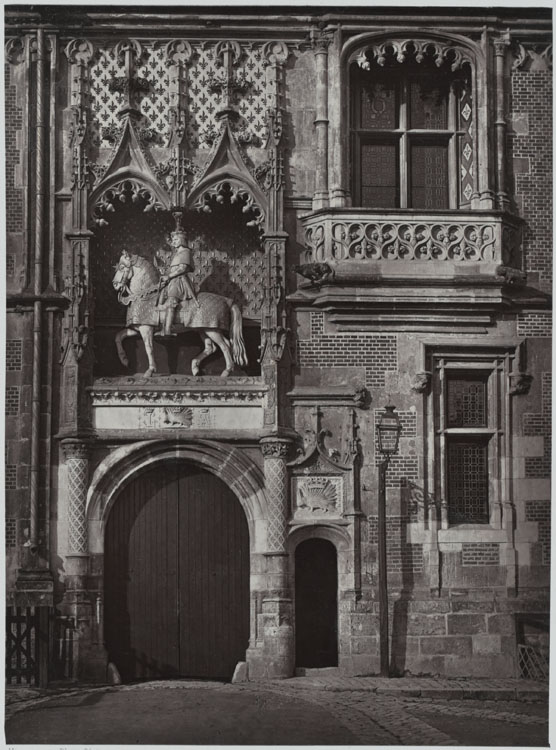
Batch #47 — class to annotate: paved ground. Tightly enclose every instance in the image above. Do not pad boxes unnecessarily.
[5,675,550,746]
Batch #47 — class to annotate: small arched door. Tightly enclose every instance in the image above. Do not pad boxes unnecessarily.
[295,538,338,668]
[104,462,250,681]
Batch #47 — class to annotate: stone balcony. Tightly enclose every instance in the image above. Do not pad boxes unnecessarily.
[301,209,523,281]
[293,209,539,332]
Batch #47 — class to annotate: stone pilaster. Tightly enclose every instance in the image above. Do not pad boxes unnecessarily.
[256,436,294,679]
[61,439,105,680]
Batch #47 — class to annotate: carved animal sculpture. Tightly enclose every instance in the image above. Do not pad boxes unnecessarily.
[293,262,335,286]
[112,251,247,377]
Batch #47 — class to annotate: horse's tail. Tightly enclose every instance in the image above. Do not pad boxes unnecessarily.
[230,303,248,366]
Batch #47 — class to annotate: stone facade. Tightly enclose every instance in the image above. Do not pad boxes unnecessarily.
[4,7,551,683]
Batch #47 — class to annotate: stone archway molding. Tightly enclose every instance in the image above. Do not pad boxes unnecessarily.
[86,438,269,554]
[288,522,352,553]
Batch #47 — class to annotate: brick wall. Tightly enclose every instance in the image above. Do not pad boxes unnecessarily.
[368,516,423,572]
[5,386,20,416]
[298,313,397,387]
[5,465,17,490]
[5,61,23,234]
[462,543,500,566]
[517,312,552,337]
[510,70,552,291]
[6,519,17,549]
[6,340,23,371]
[523,371,551,478]
[525,501,550,565]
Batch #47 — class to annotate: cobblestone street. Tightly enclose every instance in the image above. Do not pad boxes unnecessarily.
[5,677,549,746]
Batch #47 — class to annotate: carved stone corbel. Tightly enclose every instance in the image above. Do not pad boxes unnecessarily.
[509,372,533,396]
[411,371,432,394]
[512,42,552,71]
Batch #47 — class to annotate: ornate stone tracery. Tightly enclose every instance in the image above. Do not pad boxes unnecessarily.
[355,37,474,72]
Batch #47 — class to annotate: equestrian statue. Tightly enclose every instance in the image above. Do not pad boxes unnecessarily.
[112,225,248,378]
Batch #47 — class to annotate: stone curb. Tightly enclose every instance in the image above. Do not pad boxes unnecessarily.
[5,679,548,712]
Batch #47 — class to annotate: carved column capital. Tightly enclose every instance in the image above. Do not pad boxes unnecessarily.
[62,439,91,461]
[310,29,333,54]
[493,32,511,58]
[260,437,292,459]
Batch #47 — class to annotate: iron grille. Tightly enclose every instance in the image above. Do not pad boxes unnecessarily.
[517,644,549,681]
[6,606,41,685]
[447,374,488,427]
[447,438,489,524]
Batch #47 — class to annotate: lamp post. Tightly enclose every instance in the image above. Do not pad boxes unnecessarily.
[377,405,402,677]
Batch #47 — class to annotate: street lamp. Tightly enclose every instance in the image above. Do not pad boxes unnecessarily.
[377,405,402,677]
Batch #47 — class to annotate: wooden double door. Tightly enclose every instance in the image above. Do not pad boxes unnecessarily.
[104,462,250,682]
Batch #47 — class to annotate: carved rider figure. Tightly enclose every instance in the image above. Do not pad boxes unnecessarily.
[156,228,200,337]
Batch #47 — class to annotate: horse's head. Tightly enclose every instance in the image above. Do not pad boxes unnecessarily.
[112,250,134,292]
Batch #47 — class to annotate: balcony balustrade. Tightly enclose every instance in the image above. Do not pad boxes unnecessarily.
[301,210,523,279]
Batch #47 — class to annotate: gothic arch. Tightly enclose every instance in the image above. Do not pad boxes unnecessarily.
[86,438,269,553]
[89,170,171,228]
[288,523,351,554]
[187,175,266,231]
[341,29,483,70]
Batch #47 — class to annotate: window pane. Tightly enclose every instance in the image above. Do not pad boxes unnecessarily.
[447,374,488,427]
[360,79,397,129]
[409,81,448,129]
[447,439,489,524]
[410,143,448,209]
[361,142,398,207]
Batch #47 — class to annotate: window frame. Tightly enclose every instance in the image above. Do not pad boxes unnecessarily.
[351,62,465,210]
[428,348,513,531]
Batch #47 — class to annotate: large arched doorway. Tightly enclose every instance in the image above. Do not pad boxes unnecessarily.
[295,538,338,668]
[104,461,250,681]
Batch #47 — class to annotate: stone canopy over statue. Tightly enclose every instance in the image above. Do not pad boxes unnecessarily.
[112,213,248,377]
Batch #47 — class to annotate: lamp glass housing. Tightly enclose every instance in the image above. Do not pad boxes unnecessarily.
[377,405,401,456]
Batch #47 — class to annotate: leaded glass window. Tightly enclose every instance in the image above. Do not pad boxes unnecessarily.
[351,56,472,209]
[447,438,489,524]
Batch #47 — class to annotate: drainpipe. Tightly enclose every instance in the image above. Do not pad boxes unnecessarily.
[29,27,46,556]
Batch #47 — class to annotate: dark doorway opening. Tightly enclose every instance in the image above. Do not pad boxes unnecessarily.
[295,538,338,668]
[104,462,250,681]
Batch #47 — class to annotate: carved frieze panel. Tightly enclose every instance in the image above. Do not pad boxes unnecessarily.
[292,475,343,518]
[90,378,266,430]
[92,403,264,431]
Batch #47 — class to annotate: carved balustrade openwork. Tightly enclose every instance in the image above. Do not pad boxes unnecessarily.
[302,211,523,276]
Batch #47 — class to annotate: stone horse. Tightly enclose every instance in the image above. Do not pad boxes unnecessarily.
[112,250,248,377]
